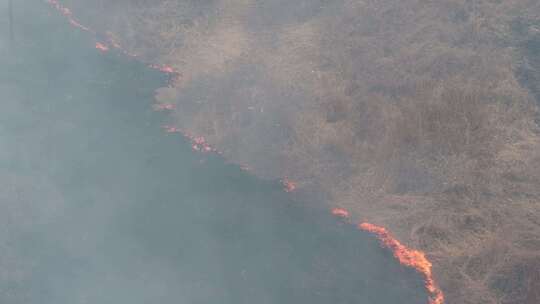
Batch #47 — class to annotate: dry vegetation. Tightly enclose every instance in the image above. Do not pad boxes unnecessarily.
[66,0,540,303]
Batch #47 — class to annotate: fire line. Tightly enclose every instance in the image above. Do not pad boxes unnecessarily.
[358,223,445,304]
[95,42,109,52]
[46,2,445,303]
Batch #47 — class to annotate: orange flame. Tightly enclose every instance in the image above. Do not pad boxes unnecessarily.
[161,126,216,153]
[281,177,296,192]
[47,0,181,89]
[46,0,93,33]
[149,64,175,74]
[161,66,175,74]
[358,223,444,304]
[48,1,200,153]
[46,5,443,302]
[46,1,157,61]
[162,125,181,133]
[180,132,216,153]
[95,42,109,52]
[331,208,350,218]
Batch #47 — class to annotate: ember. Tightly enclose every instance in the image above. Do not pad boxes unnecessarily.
[95,42,109,52]
[331,208,350,218]
[359,223,444,304]
[281,178,296,192]
[149,64,176,74]
[45,3,444,303]
[46,0,92,33]
[162,125,180,133]
[182,133,215,153]
[161,66,175,73]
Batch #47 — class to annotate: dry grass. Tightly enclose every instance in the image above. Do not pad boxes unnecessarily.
[67,0,540,302]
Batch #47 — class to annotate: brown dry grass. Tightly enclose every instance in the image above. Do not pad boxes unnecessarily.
[67,0,540,302]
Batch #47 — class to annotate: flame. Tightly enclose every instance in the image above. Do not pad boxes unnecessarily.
[183,133,215,153]
[161,125,216,153]
[95,42,109,52]
[330,208,445,304]
[46,0,93,33]
[161,66,175,74]
[104,30,139,58]
[281,177,296,192]
[149,64,175,74]
[47,1,205,152]
[331,208,350,218]
[358,223,444,304]
[162,125,181,133]
[47,4,444,303]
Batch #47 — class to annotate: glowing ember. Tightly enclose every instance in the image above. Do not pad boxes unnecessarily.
[46,0,93,33]
[161,66,175,74]
[149,64,176,74]
[182,133,215,153]
[95,42,109,52]
[46,6,443,303]
[358,223,445,304]
[162,125,181,133]
[331,208,350,218]
[69,19,91,32]
[153,103,176,111]
[281,178,296,192]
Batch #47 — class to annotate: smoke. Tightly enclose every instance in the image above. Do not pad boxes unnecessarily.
[36,1,540,304]
[0,2,433,304]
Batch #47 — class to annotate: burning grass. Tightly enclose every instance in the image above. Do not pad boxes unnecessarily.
[46,0,540,303]
[359,223,444,304]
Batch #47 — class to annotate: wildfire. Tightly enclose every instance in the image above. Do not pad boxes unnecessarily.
[149,64,176,74]
[358,223,445,304]
[182,133,215,153]
[104,31,140,58]
[281,177,296,192]
[95,42,109,52]
[147,64,180,87]
[46,0,93,33]
[45,1,201,152]
[161,66,175,74]
[331,208,350,218]
[162,125,181,133]
[47,4,444,303]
